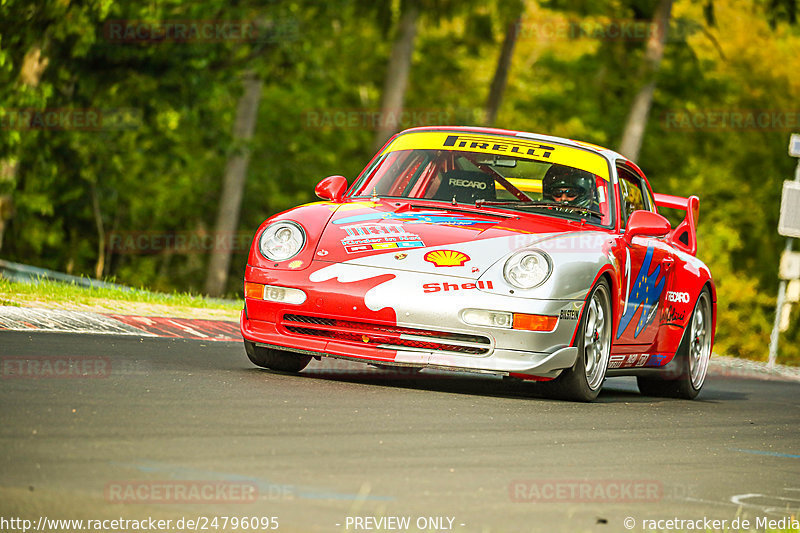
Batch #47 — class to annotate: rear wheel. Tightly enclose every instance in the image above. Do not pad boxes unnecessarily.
[244,340,312,372]
[637,289,712,399]
[544,279,611,402]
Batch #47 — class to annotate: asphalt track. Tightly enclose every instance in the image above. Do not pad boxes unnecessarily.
[1,331,799,533]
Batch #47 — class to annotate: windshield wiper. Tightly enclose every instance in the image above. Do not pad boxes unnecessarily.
[475,200,604,218]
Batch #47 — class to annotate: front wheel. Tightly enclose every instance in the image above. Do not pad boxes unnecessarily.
[544,279,612,402]
[637,289,712,399]
[244,340,312,372]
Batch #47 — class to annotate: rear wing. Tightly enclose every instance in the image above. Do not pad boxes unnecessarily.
[654,193,700,256]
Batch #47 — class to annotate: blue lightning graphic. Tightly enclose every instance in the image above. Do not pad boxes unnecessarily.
[333,212,486,226]
[616,246,665,338]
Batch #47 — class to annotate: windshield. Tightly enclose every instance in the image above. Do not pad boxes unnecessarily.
[351,135,614,226]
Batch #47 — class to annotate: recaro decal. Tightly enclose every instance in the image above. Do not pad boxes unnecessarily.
[449,178,487,189]
[666,291,690,303]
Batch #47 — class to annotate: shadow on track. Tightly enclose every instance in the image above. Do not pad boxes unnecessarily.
[243,362,745,404]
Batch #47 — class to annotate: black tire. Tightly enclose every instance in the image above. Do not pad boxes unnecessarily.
[637,289,712,400]
[244,340,311,372]
[543,278,612,402]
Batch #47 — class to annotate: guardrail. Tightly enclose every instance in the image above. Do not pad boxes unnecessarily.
[0,258,130,290]
[0,258,239,305]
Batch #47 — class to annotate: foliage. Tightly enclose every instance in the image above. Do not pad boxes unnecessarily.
[1,0,798,363]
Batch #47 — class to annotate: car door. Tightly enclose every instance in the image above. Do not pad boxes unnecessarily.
[614,167,675,349]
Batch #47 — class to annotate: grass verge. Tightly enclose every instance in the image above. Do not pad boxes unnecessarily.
[0,277,241,321]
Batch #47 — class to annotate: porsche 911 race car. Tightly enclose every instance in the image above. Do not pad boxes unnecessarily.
[240,126,716,401]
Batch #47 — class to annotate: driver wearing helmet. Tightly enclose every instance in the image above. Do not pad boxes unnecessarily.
[542,165,595,210]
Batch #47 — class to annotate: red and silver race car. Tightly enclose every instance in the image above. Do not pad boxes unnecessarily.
[240,126,716,401]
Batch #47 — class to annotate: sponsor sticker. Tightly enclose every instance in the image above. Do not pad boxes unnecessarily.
[608,353,650,369]
[666,291,690,303]
[559,309,579,321]
[340,223,424,253]
[448,178,487,190]
[424,250,470,267]
[381,131,611,180]
[660,306,686,325]
[332,211,488,227]
[423,281,494,293]
[647,353,671,367]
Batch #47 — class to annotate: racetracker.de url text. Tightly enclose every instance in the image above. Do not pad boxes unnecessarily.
[0,516,280,532]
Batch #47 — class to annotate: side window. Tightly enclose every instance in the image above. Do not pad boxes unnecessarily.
[617,167,650,227]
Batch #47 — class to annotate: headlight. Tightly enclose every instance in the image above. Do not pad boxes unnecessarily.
[503,250,551,289]
[258,221,305,261]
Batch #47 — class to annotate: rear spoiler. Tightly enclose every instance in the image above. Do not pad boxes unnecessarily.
[653,193,700,256]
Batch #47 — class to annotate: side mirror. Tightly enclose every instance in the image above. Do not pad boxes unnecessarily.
[315,175,348,202]
[624,210,671,242]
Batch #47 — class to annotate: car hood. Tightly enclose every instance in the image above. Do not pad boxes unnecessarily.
[312,200,596,279]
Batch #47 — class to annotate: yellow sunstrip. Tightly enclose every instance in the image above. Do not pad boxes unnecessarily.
[382,131,610,181]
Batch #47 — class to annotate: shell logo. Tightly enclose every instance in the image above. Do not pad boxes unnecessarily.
[424,249,470,267]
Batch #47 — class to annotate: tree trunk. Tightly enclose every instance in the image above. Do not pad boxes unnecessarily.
[1,45,48,253]
[484,17,521,127]
[204,73,263,297]
[0,193,14,252]
[372,2,420,153]
[618,0,673,161]
[90,182,106,279]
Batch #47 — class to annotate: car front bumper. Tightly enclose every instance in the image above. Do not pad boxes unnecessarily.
[241,263,586,378]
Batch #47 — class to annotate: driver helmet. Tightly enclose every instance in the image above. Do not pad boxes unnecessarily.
[542,165,595,209]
